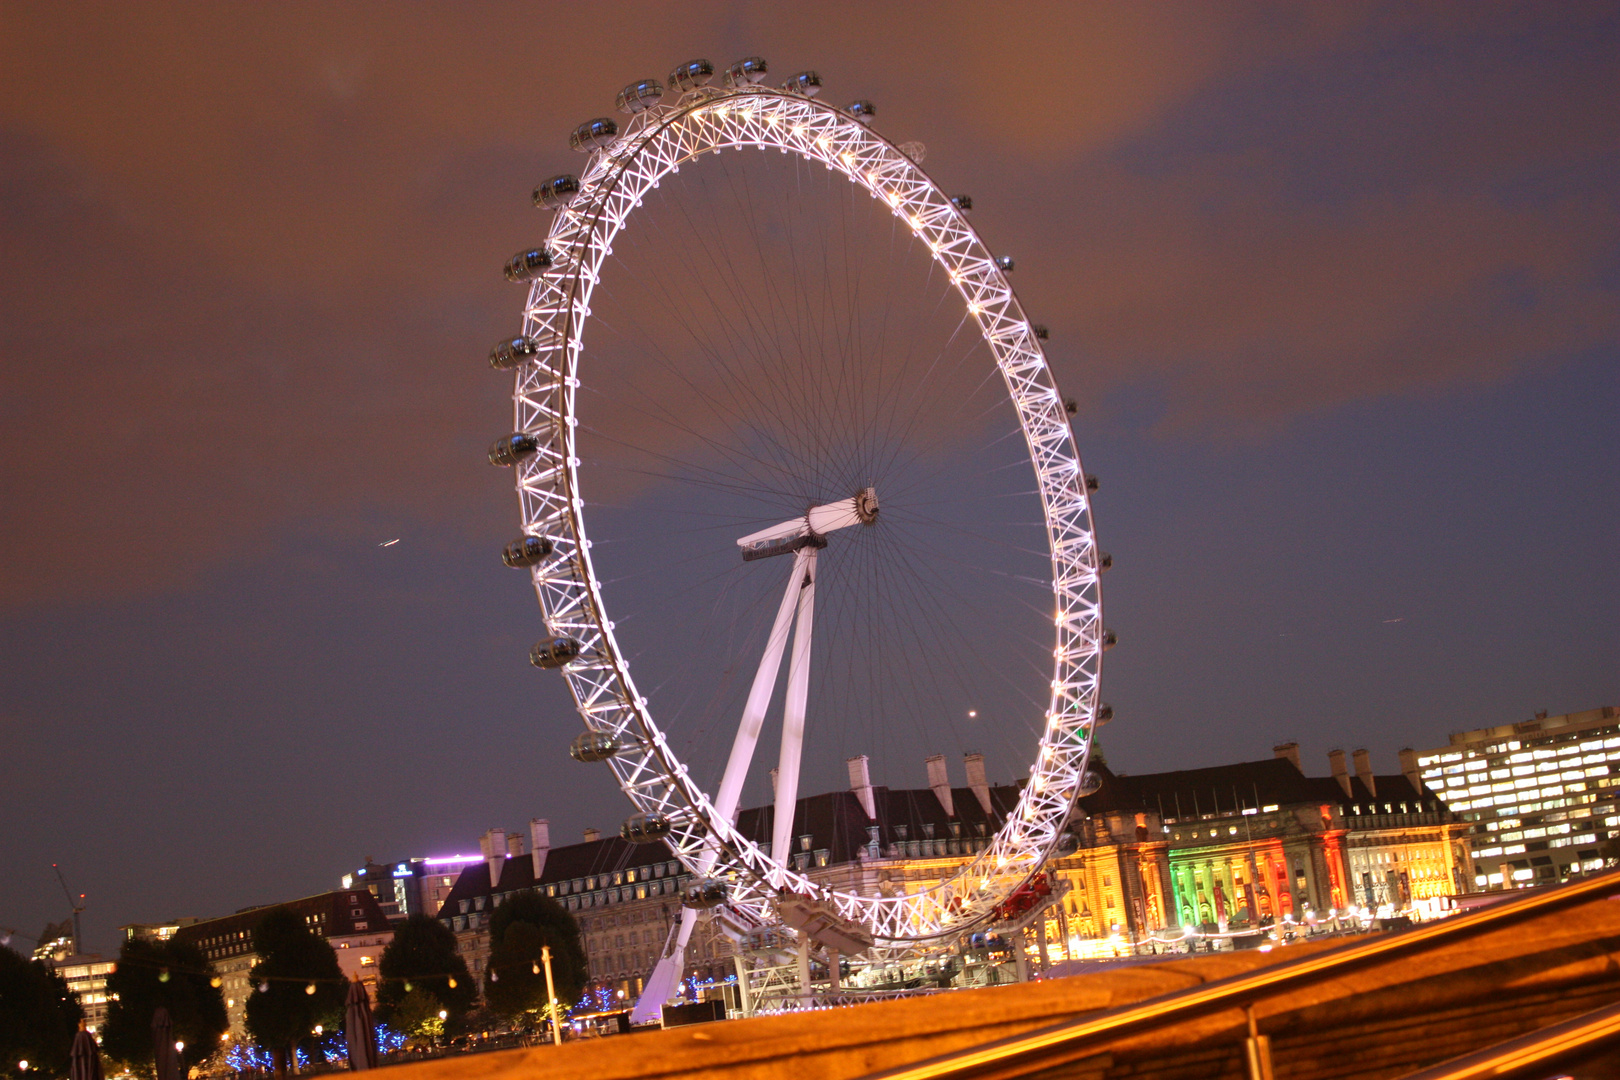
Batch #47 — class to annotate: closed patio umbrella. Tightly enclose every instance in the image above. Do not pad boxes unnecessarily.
[343,979,377,1071]
[151,1007,181,1080]
[69,1026,103,1080]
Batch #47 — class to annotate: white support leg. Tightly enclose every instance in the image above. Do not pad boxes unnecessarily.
[772,548,817,867]
[632,549,810,1026]
[715,546,811,828]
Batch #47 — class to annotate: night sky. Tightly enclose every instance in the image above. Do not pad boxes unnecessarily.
[2,3,1616,955]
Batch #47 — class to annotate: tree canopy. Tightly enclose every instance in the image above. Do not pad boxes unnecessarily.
[102,937,227,1079]
[243,911,345,1073]
[0,945,80,1080]
[374,916,473,1031]
[481,893,586,1022]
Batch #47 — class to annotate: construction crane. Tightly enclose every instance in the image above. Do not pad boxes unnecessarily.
[52,864,84,956]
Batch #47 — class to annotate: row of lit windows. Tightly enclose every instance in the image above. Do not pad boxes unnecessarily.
[1420,733,1620,772]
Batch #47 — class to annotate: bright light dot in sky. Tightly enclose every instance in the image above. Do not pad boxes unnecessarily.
[967,710,977,718]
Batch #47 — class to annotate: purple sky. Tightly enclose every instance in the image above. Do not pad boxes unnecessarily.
[2,2,1616,953]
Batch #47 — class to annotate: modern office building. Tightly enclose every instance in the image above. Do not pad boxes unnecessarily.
[341,856,475,922]
[51,955,116,1034]
[1417,705,1620,889]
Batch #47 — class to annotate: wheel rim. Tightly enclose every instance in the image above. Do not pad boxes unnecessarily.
[507,82,1104,946]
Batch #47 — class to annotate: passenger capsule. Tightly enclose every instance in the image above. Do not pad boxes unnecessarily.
[780,71,822,97]
[488,433,540,467]
[1096,703,1114,724]
[504,248,553,282]
[847,100,876,124]
[532,174,581,210]
[1032,324,1050,341]
[616,79,664,114]
[501,535,553,569]
[620,813,672,844]
[1077,770,1104,797]
[723,56,769,88]
[1098,551,1112,571]
[569,117,619,153]
[1085,473,1100,493]
[1065,398,1078,416]
[530,636,582,669]
[489,336,539,370]
[569,730,621,763]
[682,879,728,909]
[994,255,1016,272]
[1101,629,1117,650]
[668,59,715,92]
[950,194,972,211]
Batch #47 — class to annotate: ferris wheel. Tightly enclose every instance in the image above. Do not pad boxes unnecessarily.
[488,57,1107,999]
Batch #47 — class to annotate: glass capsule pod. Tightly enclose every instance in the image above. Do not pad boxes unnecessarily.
[569,117,619,153]
[951,194,973,211]
[668,59,714,92]
[489,336,539,370]
[779,71,822,97]
[1096,703,1114,724]
[569,730,620,763]
[1101,629,1117,650]
[1084,473,1100,493]
[504,248,553,282]
[532,174,581,210]
[530,636,582,669]
[847,100,876,124]
[723,56,768,88]
[488,433,540,467]
[682,879,728,909]
[1065,398,1078,416]
[994,255,1015,272]
[1077,770,1104,798]
[620,813,672,844]
[1098,551,1112,571]
[1032,324,1050,340]
[501,535,553,568]
[616,79,664,114]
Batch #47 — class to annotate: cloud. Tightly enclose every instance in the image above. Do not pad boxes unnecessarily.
[0,3,1613,607]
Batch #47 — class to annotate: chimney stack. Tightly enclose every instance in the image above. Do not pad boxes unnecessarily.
[925,754,955,817]
[1398,747,1422,792]
[847,755,876,819]
[480,827,508,888]
[1272,742,1301,771]
[1352,748,1376,798]
[964,752,992,814]
[530,819,550,880]
[1327,749,1351,799]
[583,827,601,843]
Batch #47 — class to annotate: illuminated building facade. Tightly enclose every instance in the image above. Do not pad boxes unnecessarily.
[172,890,393,1038]
[437,755,1024,1000]
[1418,705,1620,890]
[51,955,115,1034]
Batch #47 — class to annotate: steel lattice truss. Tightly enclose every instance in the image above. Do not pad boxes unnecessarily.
[507,81,1104,946]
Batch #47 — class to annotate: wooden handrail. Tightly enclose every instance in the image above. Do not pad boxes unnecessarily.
[861,868,1620,1080]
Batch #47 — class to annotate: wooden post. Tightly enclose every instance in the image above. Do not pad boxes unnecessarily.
[541,945,562,1046]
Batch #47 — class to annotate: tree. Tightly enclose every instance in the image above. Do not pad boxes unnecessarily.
[481,893,586,1025]
[0,944,80,1080]
[374,917,473,1030]
[243,911,345,1077]
[387,989,445,1043]
[102,937,227,1079]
